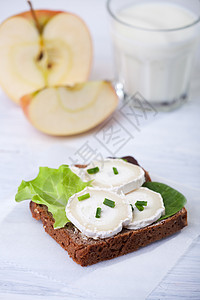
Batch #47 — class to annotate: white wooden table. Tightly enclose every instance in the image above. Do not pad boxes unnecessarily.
[0,1,200,299]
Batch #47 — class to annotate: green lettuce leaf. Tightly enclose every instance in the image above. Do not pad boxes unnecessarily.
[142,181,187,221]
[15,165,91,228]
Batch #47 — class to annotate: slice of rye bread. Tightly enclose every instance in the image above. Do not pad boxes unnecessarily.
[29,156,187,266]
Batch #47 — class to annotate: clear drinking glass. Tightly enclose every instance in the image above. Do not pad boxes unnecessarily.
[107,0,200,110]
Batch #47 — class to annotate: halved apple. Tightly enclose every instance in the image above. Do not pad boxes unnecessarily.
[0,10,92,103]
[20,81,118,135]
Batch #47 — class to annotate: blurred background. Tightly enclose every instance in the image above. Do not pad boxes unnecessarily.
[0,0,200,199]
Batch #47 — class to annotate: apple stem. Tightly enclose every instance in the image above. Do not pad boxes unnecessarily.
[27,0,42,35]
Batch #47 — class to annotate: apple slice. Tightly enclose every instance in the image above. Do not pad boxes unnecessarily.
[0,10,92,103]
[20,81,118,135]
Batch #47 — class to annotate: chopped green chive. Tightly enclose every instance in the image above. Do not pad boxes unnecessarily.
[78,193,90,201]
[122,158,127,162]
[130,204,134,212]
[135,201,147,206]
[135,201,147,211]
[95,207,101,218]
[135,204,144,211]
[103,198,115,208]
[113,167,119,175]
[87,167,99,174]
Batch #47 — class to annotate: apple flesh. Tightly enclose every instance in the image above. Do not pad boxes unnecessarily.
[20,81,118,135]
[0,10,92,103]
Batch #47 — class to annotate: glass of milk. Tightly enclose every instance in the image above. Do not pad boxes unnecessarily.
[107,0,200,110]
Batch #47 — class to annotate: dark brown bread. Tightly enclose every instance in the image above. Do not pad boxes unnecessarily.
[29,156,187,266]
[30,202,187,266]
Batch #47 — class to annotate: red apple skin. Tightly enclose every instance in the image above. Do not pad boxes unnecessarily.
[20,94,32,119]
[18,10,63,29]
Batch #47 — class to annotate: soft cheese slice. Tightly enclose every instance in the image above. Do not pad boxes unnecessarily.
[86,159,145,194]
[66,187,132,239]
[125,187,165,230]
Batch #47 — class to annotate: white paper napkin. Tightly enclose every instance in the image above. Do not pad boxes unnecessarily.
[0,178,199,299]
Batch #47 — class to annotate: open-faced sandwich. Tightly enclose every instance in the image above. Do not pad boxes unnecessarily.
[15,156,187,266]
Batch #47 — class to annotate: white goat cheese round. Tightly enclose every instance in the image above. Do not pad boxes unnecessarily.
[85,158,145,194]
[66,187,132,239]
[125,187,165,230]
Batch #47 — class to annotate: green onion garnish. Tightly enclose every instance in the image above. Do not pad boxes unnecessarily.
[103,198,115,208]
[135,200,147,211]
[135,201,147,206]
[122,158,127,162]
[130,204,134,212]
[135,204,144,211]
[87,167,99,174]
[95,207,101,218]
[113,167,119,175]
[78,193,90,201]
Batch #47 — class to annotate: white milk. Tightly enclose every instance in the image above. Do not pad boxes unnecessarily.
[110,1,199,106]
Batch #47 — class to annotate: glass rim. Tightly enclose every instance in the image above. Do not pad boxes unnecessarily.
[107,0,200,32]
